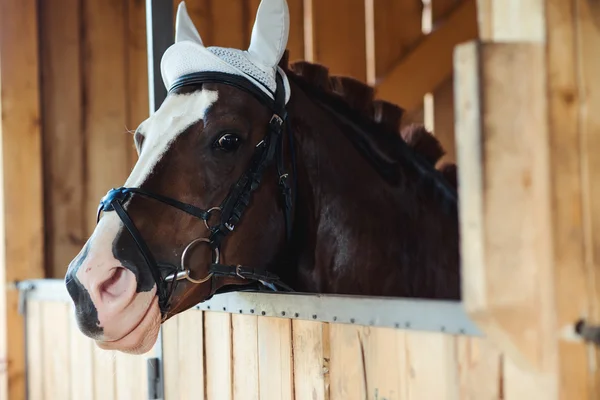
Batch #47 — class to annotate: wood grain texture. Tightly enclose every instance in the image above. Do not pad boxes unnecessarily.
[576,0,600,394]
[376,0,477,113]
[205,312,233,400]
[362,327,408,400]
[258,317,293,400]
[404,332,459,400]
[69,305,95,400]
[39,0,86,278]
[178,310,205,400]
[432,76,456,164]
[126,0,149,170]
[115,351,148,400]
[26,301,44,400]
[455,337,503,399]
[232,314,259,400]
[307,0,367,81]
[83,0,131,233]
[328,325,367,400]
[0,0,45,397]
[292,320,329,400]
[546,0,600,397]
[41,302,71,399]
[366,0,423,84]
[162,316,181,400]
[431,0,461,22]
[455,41,555,373]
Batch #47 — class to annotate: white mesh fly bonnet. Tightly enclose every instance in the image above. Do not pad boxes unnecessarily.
[161,0,292,103]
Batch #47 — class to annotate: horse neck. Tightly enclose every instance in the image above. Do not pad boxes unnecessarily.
[283,79,461,299]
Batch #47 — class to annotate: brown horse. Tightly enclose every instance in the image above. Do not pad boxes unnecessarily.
[64,0,460,355]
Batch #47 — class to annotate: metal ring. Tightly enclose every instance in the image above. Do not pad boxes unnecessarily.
[180,237,220,284]
[203,207,222,231]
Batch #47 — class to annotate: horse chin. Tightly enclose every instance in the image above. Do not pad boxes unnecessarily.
[94,296,161,355]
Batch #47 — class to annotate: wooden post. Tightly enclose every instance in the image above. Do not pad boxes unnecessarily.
[0,0,46,398]
[456,0,600,398]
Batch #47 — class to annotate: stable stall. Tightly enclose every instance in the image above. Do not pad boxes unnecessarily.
[1,0,598,399]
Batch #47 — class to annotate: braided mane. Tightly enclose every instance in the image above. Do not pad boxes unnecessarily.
[278,51,457,189]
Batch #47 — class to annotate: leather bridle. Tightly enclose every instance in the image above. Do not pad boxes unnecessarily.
[96,71,296,313]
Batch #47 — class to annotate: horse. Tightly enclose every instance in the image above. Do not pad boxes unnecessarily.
[64,0,460,355]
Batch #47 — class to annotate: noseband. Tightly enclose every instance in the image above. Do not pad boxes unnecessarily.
[96,71,296,313]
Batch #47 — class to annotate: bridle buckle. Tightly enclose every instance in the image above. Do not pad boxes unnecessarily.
[270,113,284,126]
[235,265,245,279]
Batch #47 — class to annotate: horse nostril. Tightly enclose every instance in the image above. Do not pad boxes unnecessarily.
[99,267,131,299]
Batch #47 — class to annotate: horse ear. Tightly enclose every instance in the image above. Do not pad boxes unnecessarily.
[247,0,290,69]
[175,1,204,45]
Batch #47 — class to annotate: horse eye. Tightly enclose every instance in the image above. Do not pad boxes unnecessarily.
[215,133,241,152]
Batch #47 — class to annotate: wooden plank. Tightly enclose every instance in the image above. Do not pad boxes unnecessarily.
[454,41,555,373]
[404,332,459,399]
[431,0,460,22]
[455,337,503,399]
[115,352,147,400]
[162,316,180,400]
[376,0,477,113]
[257,317,293,400]
[41,302,71,399]
[83,0,131,232]
[475,0,493,40]
[69,305,95,400]
[576,0,600,395]
[503,352,554,400]
[180,0,212,42]
[177,310,205,400]
[328,324,367,400]
[306,0,367,81]
[26,301,44,400]
[362,327,408,400]
[210,0,247,48]
[546,0,600,397]
[365,0,423,84]
[432,76,456,164]
[205,312,233,400]
[93,349,116,399]
[39,0,86,278]
[490,0,545,41]
[291,320,328,400]
[126,0,149,170]
[232,314,259,400]
[0,0,46,396]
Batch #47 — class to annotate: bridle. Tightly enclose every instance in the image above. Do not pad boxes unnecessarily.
[96,71,296,313]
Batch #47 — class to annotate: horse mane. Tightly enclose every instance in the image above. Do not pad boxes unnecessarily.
[278,51,458,202]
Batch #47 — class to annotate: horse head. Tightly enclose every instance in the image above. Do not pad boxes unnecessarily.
[65,0,296,354]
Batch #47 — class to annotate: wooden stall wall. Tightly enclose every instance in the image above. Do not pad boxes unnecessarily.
[29,294,552,400]
[25,299,153,400]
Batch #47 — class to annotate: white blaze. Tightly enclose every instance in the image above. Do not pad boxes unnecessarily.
[127,89,219,187]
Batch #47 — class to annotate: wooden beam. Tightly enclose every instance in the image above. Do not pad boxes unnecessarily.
[455,40,555,376]
[305,0,367,81]
[545,0,600,397]
[39,0,86,279]
[0,0,46,398]
[365,0,423,85]
[375,0,477,113]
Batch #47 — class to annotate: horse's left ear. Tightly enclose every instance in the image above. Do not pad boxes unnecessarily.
[247,0,290,69]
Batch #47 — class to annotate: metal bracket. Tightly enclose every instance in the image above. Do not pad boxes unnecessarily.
[16,281,35,315]
[147,357,164,400]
